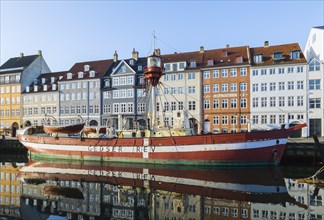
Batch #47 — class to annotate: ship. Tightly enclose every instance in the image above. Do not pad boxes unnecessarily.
[17,52,306,166]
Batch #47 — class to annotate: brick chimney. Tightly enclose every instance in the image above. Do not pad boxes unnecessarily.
[113,50,118,62]
[199,46,204,53]
[132,48,139,61]
[38,50,42,56]
[264,41,269,47]
[20,53,24,58]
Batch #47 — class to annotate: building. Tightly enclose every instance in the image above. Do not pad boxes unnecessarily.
[202,45,251,133]
[58,59,113,126]
[157,49,204,134]
[250,42,308,137]
[0,51,50,136]
[22,71,66,126]
[304,26,324,137]
[102,49,147,130]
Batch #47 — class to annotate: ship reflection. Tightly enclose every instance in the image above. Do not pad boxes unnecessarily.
[14,161,320,220]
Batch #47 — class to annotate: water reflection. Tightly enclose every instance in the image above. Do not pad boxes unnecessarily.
[0,154,323,220]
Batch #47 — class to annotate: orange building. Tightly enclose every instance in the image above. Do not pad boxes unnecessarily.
[0,51,50,136]
[201,46,251,133]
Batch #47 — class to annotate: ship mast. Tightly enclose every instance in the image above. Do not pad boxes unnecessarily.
[144,44,163,131]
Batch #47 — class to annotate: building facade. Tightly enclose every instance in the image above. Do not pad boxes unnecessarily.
[58,59,113,126]
[22,72,65,126]
[304,26,324,137]
[102,49,147,130]
[0,51,50,136]
[202,45,251,134]
[250,42,308,137]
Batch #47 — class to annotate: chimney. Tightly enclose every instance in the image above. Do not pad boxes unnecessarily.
[154,48,161,56]
[264,41,269,47]
[113,50,118,62]
[226,44,230,48]
[132,48,139,61]
[199,46,204,53]
[20,53,24,58]
[38,50,42,56]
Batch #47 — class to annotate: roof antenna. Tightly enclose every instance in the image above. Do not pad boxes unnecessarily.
[153,31,157,51]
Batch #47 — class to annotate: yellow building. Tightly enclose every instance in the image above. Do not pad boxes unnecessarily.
[0,51,50,136]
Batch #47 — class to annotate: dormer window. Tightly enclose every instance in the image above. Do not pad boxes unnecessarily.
[138,65,143,71]
[41,78,46,84]
[67,72,73,79]
[179,62,185,70]
[290,50,300,60]
[236,56,243,63]
[207,59,214,66]
[104,79,111,87]
[129,59,135,66]
[139,77,145,85]
[222,50,228,57]
[34,85,38,92]
[190,61,197,68]
[273,52,284,60]
[89,70,96,77]
[43,85,48,91]
[84,65,90,71]
[26,86,30,92]
[78,72,84,78]
[253,54,262,63]
[52,84,57,90]
[164,64,171,71]
[51,77,55,84]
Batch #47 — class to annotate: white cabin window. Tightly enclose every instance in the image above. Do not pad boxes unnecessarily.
[43,85,48,91]
[51,77,55,83]
[52,84,56,90]
[41,78,46,84]
[84,65,90,71]
[67,73,73,79]
[34,85,38,92]
[26,86,30,92]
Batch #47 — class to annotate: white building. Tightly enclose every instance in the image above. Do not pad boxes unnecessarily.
[250,42,308,137]
[304,26,324,137]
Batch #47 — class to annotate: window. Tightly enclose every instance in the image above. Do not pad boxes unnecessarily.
[279,96,285,107]
[204,85,210,93]
[273,52,283,59]
[213,84,219,92]
[252,70,258,76]
[230,99,237,108]
[230,115,237,124]
[230,69,237,77]
[270,97,276,107]
[269,82,276,91]
[240,83,247,91]
[222,99,228,108]
[203,71,210,79]
[261,83,267,91]
[278,67,285,74]
[204,100,210,109]
[252,83,258,92]
[254,54,262,63]
[297,81,304,90]
[213,70,219,78]
[190,61,196,68]
[221,69,228,77]
[309,98,321,108]
[309,59,321,71]
[279,114,285,124]
[297,96,304,106]
[279,82,285,90]
[240,115,247,124]
[188,86,195,93]
[213,116,219,124]
[297,66,304,73]
[261,97,267,107]
[252,98,258,107]
[291,50,300,60]
[261,69,267,75]
[113,103,119,113]
[288,96,294,106]
[230,83,237,91]
[188,101,196,110]
[269,68,275,75]
[261,115,267,124]
[288,67,294,73]
[188,72,195,80]
[222,84,228,92]
[309,79,320,90]
[240,98,247,108]
[240,68,247,76]
[213,99,219,108]
[222,116,228,125]
[270,115,276,124]
[288,81,294,90]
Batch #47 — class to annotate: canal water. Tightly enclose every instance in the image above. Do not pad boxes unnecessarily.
[0,149,323,220]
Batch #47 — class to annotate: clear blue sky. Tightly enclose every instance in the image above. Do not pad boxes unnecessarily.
[1,1,323,72]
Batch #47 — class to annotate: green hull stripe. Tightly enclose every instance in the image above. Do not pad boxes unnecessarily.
[30,152,274,166]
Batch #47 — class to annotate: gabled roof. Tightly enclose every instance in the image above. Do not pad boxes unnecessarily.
[201,46,250,68]
[60,59,114,81]
[104,57,147,78]
[250,43,307,66]
[313,26,324,30]
[111,60,136,76]
[0,54,39,74]
[23,71,67,93]
[161,51,204,69]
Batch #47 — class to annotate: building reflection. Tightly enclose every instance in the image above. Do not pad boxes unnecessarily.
[0,160,321,220]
